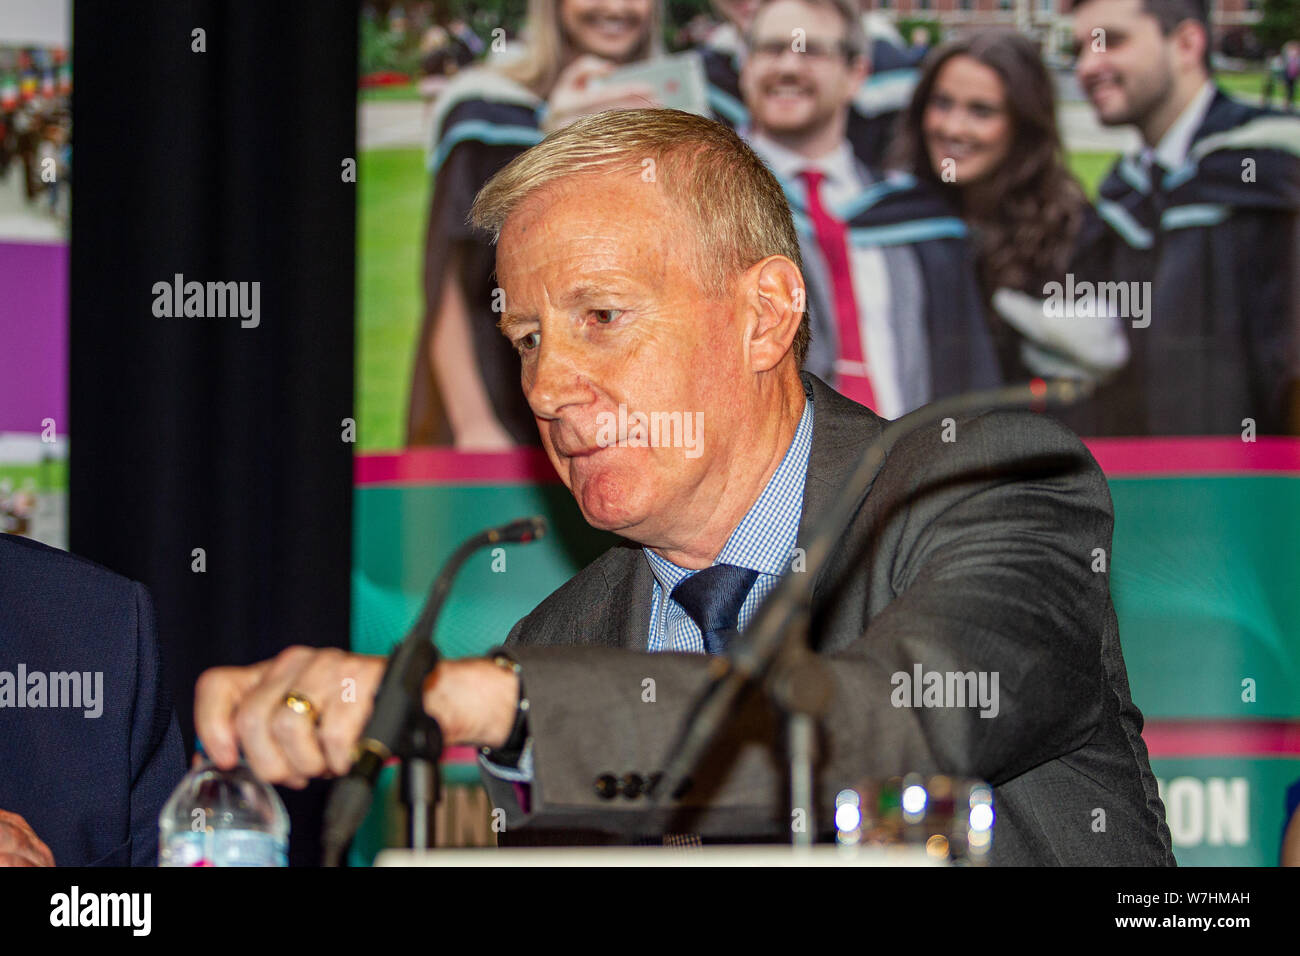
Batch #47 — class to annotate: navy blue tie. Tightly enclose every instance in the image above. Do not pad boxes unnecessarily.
[670,564,760,655]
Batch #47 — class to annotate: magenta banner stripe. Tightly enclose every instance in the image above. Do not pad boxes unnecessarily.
[355,448,560,485]
[441,746,480,765]
[0,241,68,433]
[1084,436,1300,476]
[1143,720,1300,758]
[430,724,1300,766]
[356,437,1300,486]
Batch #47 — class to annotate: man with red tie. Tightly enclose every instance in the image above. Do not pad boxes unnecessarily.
[739,0,1000,416]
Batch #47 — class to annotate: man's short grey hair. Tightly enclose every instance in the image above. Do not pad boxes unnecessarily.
[469,108,811,367]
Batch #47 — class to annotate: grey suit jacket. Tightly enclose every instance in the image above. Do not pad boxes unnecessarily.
[481,373,1175,865]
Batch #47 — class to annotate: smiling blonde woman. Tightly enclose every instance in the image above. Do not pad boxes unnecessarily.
[406,0,666,449]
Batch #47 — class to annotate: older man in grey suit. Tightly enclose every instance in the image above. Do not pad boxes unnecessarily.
[195,109,1173,865]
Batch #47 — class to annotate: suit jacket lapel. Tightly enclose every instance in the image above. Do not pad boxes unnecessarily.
[575,376,881,651]
[797,372,886,596]
[597,545,653,651]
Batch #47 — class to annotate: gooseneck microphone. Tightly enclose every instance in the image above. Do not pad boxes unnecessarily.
[321,516,547,866]
[649,379,1095,814]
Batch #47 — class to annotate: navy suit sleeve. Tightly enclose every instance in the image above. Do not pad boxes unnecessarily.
[126,582,185,867]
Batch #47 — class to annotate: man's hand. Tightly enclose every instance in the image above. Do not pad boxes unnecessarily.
[0,810,55,867]
[194,647,520,787]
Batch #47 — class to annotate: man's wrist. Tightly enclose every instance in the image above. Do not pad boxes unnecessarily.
[480,654,528,764]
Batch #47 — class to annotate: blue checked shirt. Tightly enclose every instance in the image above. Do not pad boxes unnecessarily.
[643,396,814,652]
[481,394,814,783]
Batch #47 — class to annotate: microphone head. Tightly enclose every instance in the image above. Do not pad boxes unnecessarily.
[492,516,548,544]
[1030,377,1096,407]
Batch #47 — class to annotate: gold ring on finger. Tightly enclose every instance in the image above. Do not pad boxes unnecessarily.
[283,691,322,727]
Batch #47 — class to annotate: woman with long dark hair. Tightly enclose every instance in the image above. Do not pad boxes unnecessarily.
[888,30,1127,393]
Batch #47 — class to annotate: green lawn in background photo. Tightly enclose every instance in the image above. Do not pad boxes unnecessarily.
[0,459,67,491]
[357,148,429,452]
[360,83,424,102]
[1216,69,1267,102]
[1068,150,1119,199]
[356,146,1121,451]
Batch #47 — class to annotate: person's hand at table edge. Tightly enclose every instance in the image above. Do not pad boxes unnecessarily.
[0,809,55,867]
[193,647,519,788]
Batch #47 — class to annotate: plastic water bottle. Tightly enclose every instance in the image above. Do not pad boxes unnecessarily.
[159,746,289,867]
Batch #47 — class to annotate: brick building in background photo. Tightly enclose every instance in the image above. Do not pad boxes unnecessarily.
[861,0,1265,61]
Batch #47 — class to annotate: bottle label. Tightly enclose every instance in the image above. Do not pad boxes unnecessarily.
[161,830,287,867]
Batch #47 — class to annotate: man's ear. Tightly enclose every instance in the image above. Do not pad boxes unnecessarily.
[841,53,869,106]
[744,255,805,373]
[1173,19,1208,74]
[852,50,871,84]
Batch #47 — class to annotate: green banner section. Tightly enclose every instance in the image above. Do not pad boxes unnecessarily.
[1151,758,1298,866]
[351,474,1300,865]
[1110,478,1300,719]
[353,482,615,660]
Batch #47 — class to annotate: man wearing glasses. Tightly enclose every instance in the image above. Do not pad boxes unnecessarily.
[700,0,912,167]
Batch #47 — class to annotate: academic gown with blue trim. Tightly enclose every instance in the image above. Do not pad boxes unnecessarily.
[1081,89,1300,436]
[780,168,1002,411]
[408,75,545,446]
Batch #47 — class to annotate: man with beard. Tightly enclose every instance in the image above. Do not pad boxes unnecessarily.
[1073,0,1300,435]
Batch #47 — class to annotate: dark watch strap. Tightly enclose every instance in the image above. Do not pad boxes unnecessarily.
[480,653,529,768]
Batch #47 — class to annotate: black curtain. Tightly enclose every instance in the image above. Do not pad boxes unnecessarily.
[70,1,358,865]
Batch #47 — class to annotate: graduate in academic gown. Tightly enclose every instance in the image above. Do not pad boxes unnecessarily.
[406,0,664,447]
[1083,91,1300,435]
[407,70,545,447]
[1071,0,1300,435]
[784,169,1002,408]
[885,31,1131,436]
[740,0,1000,414]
